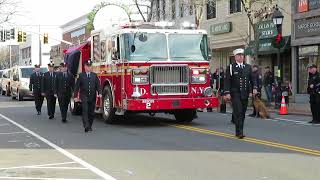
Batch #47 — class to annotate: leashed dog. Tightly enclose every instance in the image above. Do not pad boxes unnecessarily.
[253,95,270,119]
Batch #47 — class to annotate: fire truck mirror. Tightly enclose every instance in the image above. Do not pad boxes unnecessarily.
[131,45,136,53]
[138,33,148,42]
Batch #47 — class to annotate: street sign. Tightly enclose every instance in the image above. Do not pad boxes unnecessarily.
[256,20,278,39]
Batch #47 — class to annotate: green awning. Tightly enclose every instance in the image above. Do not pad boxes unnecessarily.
[244,36,291,56]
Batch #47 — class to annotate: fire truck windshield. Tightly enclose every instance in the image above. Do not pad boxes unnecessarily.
[168,34,208,61]
[124,33,168,61]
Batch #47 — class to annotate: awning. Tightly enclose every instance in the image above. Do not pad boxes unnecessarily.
[244,36,291,56]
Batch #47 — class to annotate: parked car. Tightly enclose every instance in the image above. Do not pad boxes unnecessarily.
[1,68,12,96]
[10,66,48,101]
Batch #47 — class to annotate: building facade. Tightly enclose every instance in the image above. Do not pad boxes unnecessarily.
[292,0,320,103]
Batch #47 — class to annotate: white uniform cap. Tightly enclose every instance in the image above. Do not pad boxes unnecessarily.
[233,48,244,56]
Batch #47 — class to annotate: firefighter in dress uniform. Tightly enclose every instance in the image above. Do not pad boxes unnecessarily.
[224,48,257,139]
[74,60,101,133]
[29,64,44,115]
[307,64,320,124]
[54,62,75,123]
[42,62,57,119]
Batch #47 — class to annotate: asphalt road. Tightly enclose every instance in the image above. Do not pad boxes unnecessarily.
[0,95,319,180]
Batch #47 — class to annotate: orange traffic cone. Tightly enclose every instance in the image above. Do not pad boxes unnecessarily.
[279,96,288,115]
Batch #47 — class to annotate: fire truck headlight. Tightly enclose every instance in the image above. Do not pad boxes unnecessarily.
[132,76,149,84]
[191,75,206,83]
[203,87,213,97]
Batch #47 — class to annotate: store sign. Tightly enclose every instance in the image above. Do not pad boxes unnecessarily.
[256,20,278,39]
[298,0,309,12]
[309,0,320,10]
[295,16,320,38]
[210,22,232,35]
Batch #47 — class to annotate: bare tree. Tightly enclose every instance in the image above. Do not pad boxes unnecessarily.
[240,0,277,62]
[0,0,20,24]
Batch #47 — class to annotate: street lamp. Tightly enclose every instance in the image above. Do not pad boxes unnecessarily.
[272,5,284,82]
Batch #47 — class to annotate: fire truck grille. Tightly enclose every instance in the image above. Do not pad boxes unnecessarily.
[151,85,189,95]
[150,65,189,84]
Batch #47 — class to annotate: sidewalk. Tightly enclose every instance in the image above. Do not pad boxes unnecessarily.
[224,102,311,116]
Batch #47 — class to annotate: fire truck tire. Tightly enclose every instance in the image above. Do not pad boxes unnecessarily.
[102,86,117,124]
[174,109,195,122]
[70,97,82,115]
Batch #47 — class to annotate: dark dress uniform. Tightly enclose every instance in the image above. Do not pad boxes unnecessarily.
[42,71,56,119]
[74,72,101,131]
[29,71,44,114]
[55,72,74,122]
[224,62,256,137]
[307,71,320,124]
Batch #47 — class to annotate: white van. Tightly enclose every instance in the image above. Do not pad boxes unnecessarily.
[1,68,12,96]
[10,66,48,101]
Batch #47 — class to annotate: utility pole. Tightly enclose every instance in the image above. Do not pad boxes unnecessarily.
[39,25,42,66]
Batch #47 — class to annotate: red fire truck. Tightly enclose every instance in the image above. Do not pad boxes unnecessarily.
[64,21,219,124]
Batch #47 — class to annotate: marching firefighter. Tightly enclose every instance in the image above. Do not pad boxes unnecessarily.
[29,64,44,115]
[224,48,257,139]
[42,62,56,119]
[74,60,101,133]
[54,62,74,123]
[307,64,320,124]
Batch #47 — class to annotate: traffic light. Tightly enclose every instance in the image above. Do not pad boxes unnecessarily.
[22,32,26,42]
[0,29,4,42]
[17,30,22,42]
[43,33,48,44]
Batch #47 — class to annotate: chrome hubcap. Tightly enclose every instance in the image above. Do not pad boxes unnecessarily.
[103,96,111,117]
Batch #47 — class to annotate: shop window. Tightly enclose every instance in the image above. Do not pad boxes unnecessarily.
[297,45,320,93]
[230,0,241,14]
[207,0,216,19]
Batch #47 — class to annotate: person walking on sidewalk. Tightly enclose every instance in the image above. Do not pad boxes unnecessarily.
[249,65,263,117]
[307,64,320,124]
[263,66,274,106]
[74,60,101,133]
[224,48,257,139]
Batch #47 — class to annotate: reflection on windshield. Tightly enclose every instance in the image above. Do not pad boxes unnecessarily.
[124,33,168,61]
[21,68,47,78]
[168,34,208,61]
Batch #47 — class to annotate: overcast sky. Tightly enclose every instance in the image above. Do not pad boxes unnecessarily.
[7,0,138,45]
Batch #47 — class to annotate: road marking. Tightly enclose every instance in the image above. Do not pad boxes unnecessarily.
[170,124,320,156]
[0,131,26,135]
[0,177,100,180]
[0,123,10,127]
[0,113,117,180]
[0,162,78,171]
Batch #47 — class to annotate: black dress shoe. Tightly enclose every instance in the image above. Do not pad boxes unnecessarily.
[49,116,54,119]
[308,120,315,124]
[249,114,256,117]
[88,127,93,131]
[37,111,41,115]
[236,134,245,139]
[62,119,67,123]
[84,128,89,133]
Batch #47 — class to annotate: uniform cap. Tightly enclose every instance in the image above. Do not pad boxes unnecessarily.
[308,64,317,69]
[84,60,93,66]
[233,48,244,56]
[34,64,40,68]
[47,62,54,67]
[60,62,67,67]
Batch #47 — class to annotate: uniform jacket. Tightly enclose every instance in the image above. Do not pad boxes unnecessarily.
[74,72,101,102]
[54,72,75,96]
[42,71,56,95]
[29,72,43,94]
[224,62,257,99]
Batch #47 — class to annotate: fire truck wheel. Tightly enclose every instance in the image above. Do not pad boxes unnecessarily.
[174,109,195,123]
[102,86,117,124]
[70,97,82,115]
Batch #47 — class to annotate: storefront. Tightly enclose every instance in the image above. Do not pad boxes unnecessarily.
[292,0,320,103]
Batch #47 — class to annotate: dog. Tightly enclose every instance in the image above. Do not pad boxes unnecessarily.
[253,95,270,119]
